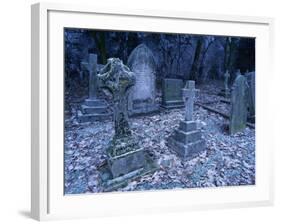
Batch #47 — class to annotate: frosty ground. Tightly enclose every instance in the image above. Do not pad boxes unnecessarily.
[64,82,255,194]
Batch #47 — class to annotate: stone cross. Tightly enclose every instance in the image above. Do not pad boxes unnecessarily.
[97,58,135,138]
[81,53,98,99]
[224,70,230,91]
[182,81,199,121]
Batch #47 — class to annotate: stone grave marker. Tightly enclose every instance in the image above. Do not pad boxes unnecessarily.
[97,58,157,191]
[77,53,111,122]
[229,74,249,134]
[168,80,206,159]
[161,78,185,109]
[127,44,158,115]
[218,70,230,98]
[245,71,255,122]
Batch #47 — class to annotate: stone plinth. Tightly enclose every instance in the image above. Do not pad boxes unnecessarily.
[78,99,111,122]
[168,121,206,159]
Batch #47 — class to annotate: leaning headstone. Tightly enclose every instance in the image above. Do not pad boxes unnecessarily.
[127,44,158,115]
[229,74,249,134]
[168,81,206,159]
[77,54,111,122]
[97,58,157,191]
[245,71,255,122]
[161,78,185,109]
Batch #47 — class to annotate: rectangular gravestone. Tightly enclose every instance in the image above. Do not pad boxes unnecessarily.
[161,78,185,109]
[245,71,255,122]
[229,74,249,134]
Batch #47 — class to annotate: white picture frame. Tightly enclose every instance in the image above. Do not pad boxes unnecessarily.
[31,2,274,221]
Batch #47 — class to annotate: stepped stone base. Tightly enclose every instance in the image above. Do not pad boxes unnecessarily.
[99,136,158,191]
[99,154,157,192]
[161,100,185,109]
[78,98,112,123]
[168,120,206,159]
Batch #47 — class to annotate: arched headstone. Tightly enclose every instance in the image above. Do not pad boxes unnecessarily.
[127,44,158,115]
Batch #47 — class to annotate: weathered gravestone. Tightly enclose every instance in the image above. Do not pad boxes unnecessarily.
[219,70,231,98]
[245,71,255,122]
[161,78,185,109]
[97,58,157,191]
[77,54,111,122]
[127,44,159,115]
[127,44,158,115]
[168,81,206,159]
[229,73,249,134]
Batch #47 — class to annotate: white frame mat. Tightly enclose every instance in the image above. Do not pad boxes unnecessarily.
[31,2,274,221]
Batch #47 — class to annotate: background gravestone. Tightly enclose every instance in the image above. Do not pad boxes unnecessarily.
[219,70,231,98]
[161,78,185,109]
[245,71,255,122]
[77,54,111,122]
[229,74,249,134]
[127,44,159,115]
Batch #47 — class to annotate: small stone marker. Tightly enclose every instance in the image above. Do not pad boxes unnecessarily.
[168,80,206,159]
[97,58,157,190]
[229,73,249,134]
[218,70,230,98]
[224,70,231,97]
[161,78,185,109]
[78,54,111,122]
[127,44,159,115]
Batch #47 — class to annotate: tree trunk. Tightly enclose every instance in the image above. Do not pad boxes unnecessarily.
[91,32,107,64]
[189,37,204,82]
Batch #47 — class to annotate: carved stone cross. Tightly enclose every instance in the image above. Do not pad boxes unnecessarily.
[81,53,98,99]
[97,58,135,138]
[182,80,199,121]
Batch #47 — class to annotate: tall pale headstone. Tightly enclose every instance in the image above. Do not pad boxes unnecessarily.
[229,74,249,134]
[127,44,158,115]
[97,58,157,190]
[168,81,206,159]
[161,78,185,109]
[78,53,111,122]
